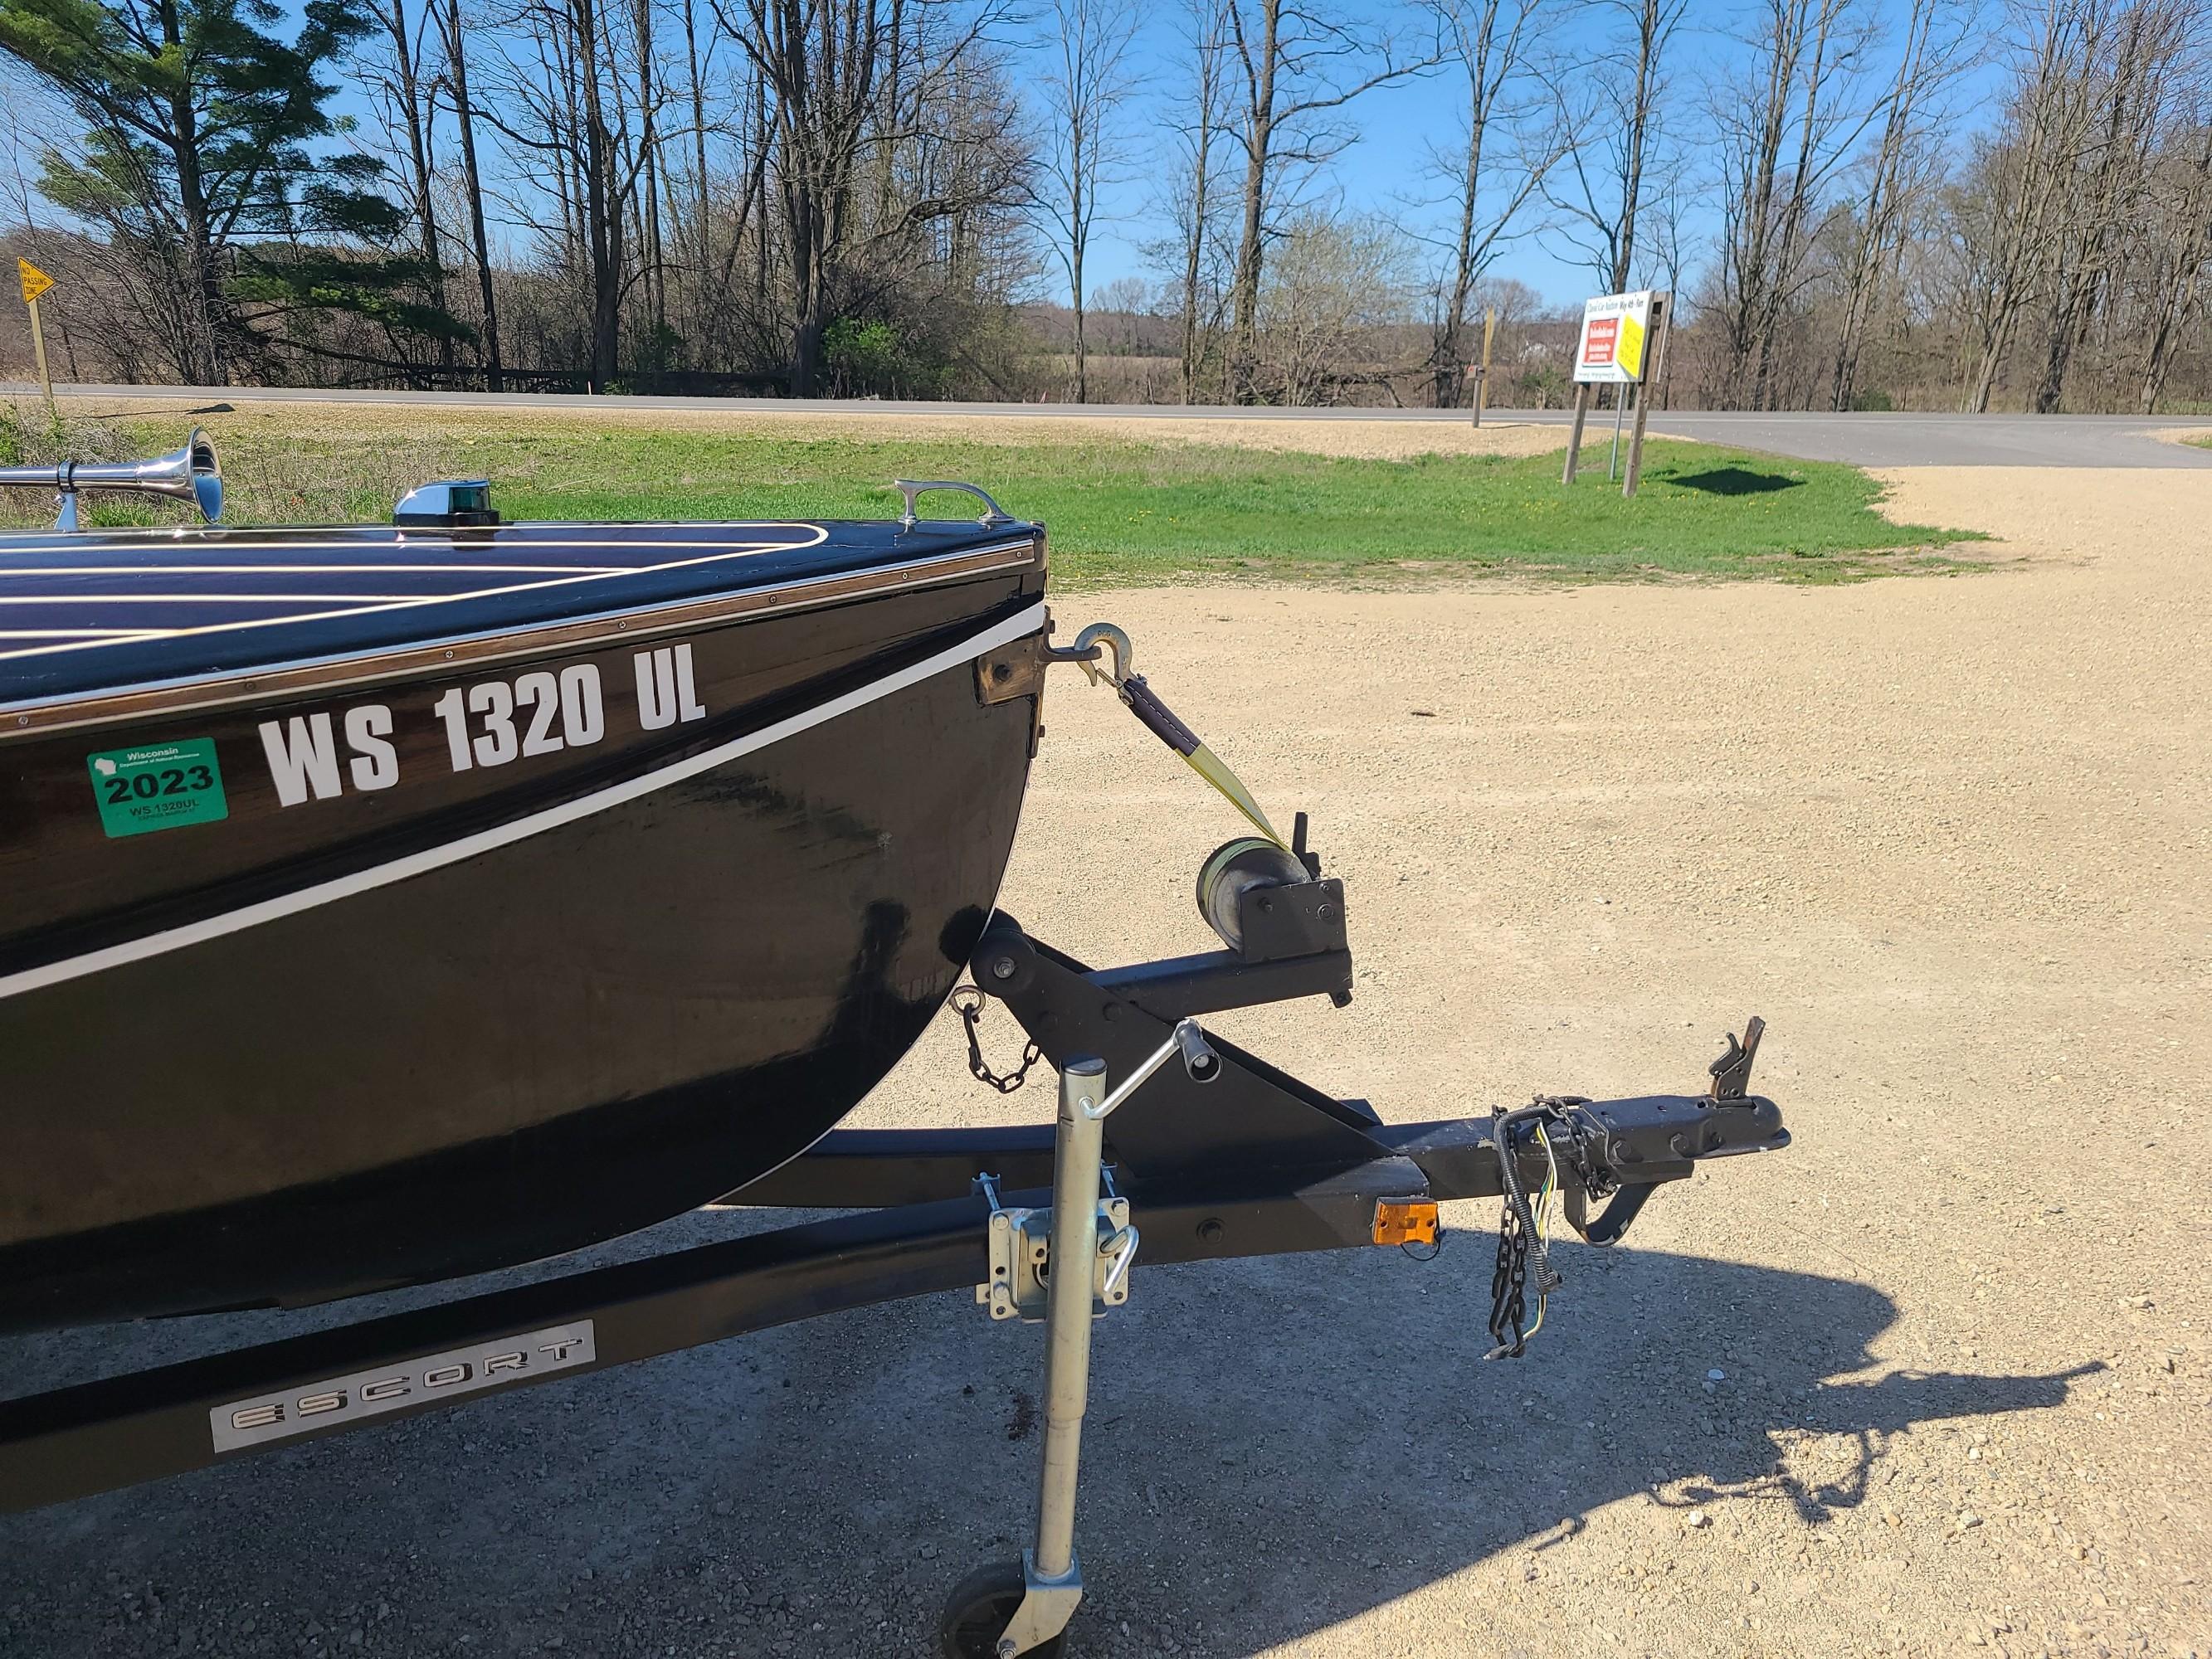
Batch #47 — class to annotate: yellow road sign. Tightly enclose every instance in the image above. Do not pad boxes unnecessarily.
[18,259,55,304]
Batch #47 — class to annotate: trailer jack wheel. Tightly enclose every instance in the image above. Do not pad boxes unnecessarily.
[938,1559,1066,1659]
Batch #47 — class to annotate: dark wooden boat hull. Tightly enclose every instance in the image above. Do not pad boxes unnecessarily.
[0,526,1046,1333]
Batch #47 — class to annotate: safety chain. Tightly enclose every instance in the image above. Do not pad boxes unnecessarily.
[1485,1102,1568,1360]
[949,985,1042,1096]
[1488,1201,1529,1358]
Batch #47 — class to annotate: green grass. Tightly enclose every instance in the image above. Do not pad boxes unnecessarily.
[8,406,1979,585]
[491,436,1975,585]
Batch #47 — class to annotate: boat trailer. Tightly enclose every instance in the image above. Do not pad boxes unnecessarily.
[0,809,1787,1656]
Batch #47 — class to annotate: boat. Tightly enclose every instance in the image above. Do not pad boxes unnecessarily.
[0,437,1050,1333]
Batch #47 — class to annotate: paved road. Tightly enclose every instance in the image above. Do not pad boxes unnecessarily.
[1524,406,2212,468]
[13,380,2212,468]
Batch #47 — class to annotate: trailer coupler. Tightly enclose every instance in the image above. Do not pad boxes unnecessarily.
[1460,1024,1785,1359]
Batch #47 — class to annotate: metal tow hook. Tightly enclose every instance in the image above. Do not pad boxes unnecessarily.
[1068,621,1132,688]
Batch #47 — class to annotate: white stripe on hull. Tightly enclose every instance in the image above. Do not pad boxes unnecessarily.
[0,564,629,577]
[0,520,835,555]
[0,601,1047,1004]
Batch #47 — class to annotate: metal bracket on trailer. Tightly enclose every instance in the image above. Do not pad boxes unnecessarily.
[998,1556,1083,1659]
[974,1172,1133,1323]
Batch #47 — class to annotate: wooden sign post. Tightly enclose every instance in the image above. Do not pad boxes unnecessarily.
[1620,294,1672,499]
[1562,382,1592,484]
[17,259,56,420]
[1469,306,1497,428]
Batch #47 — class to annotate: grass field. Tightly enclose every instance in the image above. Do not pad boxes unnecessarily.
[3,404,1976,583]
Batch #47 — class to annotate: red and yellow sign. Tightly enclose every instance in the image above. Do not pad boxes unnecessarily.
[1572,290,1656,385]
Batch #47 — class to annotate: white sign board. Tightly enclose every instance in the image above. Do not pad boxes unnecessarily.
[1573,290,1659,385]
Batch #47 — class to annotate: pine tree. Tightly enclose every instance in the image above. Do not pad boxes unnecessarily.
[0,0,467,382]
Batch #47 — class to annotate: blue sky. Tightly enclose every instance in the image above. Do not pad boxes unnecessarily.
[6,0,2003,316]
[1051,2,1607,306]
[1037,0,2004,312]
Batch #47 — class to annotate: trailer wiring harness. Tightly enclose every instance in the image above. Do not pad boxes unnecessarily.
[1486,1103,1569,1359]
[1477,1030,1773,1359]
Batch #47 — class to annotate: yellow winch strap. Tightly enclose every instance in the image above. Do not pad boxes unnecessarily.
[1184,744,1287,849]
[1114,671,1289,850]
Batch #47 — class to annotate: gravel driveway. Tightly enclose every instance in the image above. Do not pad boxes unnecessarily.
[3,462,2206,1659]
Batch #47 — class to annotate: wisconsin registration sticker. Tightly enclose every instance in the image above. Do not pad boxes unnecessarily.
[87,738,229,838]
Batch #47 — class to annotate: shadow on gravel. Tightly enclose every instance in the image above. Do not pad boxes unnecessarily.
[0,1219,2098,1658]
[1083,1240,2097,1655]
[1664,1360,2102,1528]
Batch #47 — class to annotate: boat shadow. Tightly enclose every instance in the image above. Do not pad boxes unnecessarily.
[0,1215,2095,1657]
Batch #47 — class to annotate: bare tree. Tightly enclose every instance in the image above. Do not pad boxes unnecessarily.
[435,0,505,387]
[1423,0,1558,406]
[1710,0,1883,409]
[668,0,729,355]
[1958,0,2111,411]
[1031,0,1143,402]
[628,0,670,342]
[1826,0,1978,410]
[1221,0,1436,401]
[365,0,457,382]
[689,24,777,368]
[713,0,1027,394]
[480,0,668,388]
[1549,0,1686,294]
[2028,0,2193,411]
[1162,0,1235,402]
[2136,113,2212,410]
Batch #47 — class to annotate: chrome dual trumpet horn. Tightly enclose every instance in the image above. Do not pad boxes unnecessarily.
[0,428,222,530]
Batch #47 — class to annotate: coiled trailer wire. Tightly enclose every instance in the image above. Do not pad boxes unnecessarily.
[1485,1105,1566,1360]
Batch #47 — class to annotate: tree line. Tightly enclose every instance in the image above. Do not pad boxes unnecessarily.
[2,0,2209,412]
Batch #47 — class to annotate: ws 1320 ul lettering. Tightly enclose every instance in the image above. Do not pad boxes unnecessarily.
[256,643,709,808]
